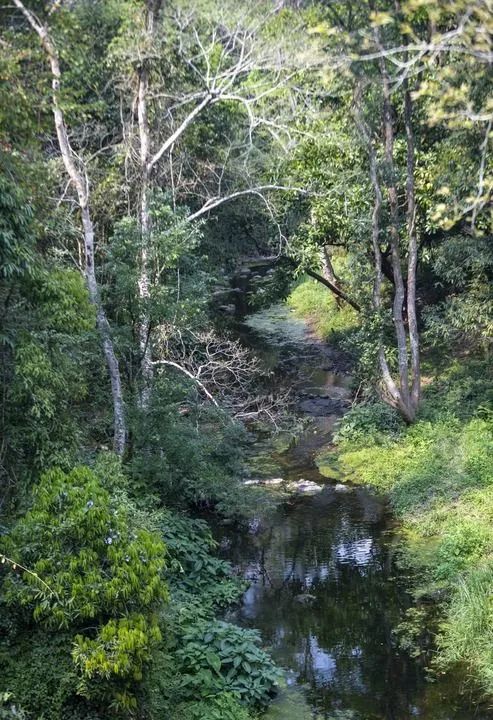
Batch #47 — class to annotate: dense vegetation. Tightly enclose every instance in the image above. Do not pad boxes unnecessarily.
[0,0,491,718]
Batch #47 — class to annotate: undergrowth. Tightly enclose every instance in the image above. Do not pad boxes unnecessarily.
[329,359,493,695]
[1,479,279,720]
[287,277,359,340]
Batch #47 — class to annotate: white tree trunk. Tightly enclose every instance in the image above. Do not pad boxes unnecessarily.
[354,79,419,423]
[137,61,154,407]
[380,67,413,417]
[404,84,421,411]
[14,0,126,453]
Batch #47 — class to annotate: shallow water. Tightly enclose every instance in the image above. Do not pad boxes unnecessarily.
[220,303,492,720]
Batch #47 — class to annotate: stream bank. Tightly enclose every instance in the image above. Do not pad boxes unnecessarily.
[218,303,493,720]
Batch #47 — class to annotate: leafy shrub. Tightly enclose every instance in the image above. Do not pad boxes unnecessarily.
[174,618,280,707]
[334,401,404,447]
[162,512,246,610]
[1,466,167,712]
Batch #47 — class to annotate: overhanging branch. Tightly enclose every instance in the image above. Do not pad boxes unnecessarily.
[305,268,361,312]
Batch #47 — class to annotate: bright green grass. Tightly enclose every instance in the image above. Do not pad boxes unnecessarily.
[287,277,359,340]
[330,362,493,695]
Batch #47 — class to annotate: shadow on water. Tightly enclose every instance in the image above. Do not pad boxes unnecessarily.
[218,304,493,720]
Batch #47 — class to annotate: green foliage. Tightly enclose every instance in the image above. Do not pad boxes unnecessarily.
[3,466,166,624]
[334,401,404,446]
[248,260,295,311]
[339,416,493,513]
[73,614,162,709]
[0,630,83,720]
[1,168,96,486]
[162,511,247,609]
[0,174,35,282]
[285,126,369,267]
[105,194,206,333]
[174,618,280,707]
[32,269,95,333]
[287,277,359,340]
[434,521,490,581]
[131,380,250,513]
[138,511,279,720]
[2,466,167,711]
[140,509,276,720]
[423,235,493,352]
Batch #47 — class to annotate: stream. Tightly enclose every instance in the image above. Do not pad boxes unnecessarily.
[217,303,492,720]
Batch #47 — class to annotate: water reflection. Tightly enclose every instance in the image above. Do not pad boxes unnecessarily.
[221,303,492,719]
[220,484,492,719]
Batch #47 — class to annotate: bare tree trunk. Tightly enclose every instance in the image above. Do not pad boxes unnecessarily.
[321,246,343,308]
[81,208,126,453]
[14,0,126,453]
[380,62,413,418]
[354,82,414,421]
[136,0,163,407]
[404,82,421,411]
[137,51,153,405]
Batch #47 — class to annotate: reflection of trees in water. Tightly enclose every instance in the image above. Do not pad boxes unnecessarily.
[231,489,421,719]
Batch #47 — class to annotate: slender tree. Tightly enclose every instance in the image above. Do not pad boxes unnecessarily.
[121,0,310,404]
[12,0,126,452]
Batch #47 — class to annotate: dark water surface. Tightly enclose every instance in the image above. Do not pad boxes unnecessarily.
[218,304,492,720]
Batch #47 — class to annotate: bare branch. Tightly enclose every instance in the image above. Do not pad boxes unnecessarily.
[151,359,219,406]
[153,325,290,424]
[185,185,308,223]
[148,91,214,170]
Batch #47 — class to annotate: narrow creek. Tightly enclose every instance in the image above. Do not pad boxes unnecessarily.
[216,302,492,720]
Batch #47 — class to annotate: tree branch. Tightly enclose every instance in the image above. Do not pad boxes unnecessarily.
[185,185,308,223]
[148,92,214,170]
[152,359,219,406]
[305,268,361,312]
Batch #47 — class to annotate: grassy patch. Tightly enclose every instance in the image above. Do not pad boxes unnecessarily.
[331,360,493,694]
[287,277,359,340]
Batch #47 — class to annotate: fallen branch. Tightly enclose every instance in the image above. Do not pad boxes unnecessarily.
[305,268,361,312]
[151,358,219,406]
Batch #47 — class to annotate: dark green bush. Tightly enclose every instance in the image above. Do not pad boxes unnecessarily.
[174,618,280,707]
[162,511,247,609]
[334,401,404,447]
